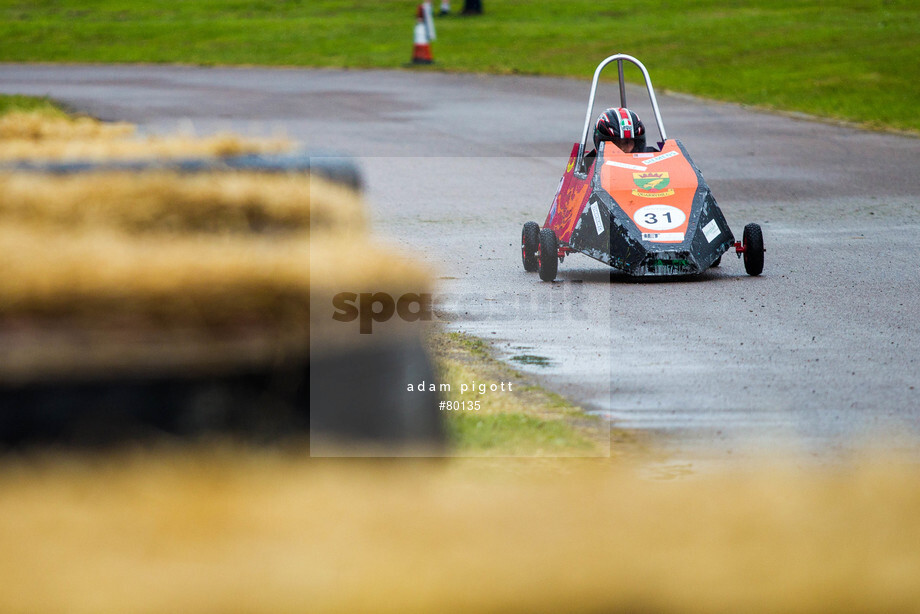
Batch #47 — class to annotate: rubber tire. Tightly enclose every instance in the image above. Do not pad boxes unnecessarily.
[521,221,540,272]
[742,223,764,276]
[537,228,558,282]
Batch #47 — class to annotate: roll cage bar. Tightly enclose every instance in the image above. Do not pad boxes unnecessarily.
[575,54,667,175]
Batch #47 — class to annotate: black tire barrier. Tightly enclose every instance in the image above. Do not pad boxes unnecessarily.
[0,366,309,447]
[310,337,446,455]
[0,150,363,191]
[0,336,446,452]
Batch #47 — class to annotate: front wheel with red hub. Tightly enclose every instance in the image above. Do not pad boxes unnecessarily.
[742,223,764,276]
[521,221,539,272]
[537,227,558,282]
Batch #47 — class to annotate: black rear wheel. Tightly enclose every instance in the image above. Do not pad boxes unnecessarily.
[537,228,558,282]
[742,223,764,276]
[521,221,539,272]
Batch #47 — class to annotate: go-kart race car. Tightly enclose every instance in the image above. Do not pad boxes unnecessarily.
[522,54,764,281]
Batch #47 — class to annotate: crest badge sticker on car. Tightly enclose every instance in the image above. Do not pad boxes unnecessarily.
[632,172,675,198]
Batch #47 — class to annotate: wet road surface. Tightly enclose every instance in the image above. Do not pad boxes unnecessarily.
[3,64,919,460]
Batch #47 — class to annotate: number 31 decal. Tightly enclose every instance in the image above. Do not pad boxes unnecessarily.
[634,205,685,231]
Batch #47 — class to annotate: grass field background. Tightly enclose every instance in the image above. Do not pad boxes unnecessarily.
[0,0,918,132]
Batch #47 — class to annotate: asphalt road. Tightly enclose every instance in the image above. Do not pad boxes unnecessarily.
[3,64,919,460]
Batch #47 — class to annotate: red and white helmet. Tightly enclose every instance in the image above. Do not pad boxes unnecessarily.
[593,107,646,152]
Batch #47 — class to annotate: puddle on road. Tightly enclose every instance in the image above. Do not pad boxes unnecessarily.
[510,354,554,368]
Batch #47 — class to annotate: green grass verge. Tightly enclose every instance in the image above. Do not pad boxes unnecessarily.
[0,1,918,132]
[431,332,607,456]
[0,94,69,117]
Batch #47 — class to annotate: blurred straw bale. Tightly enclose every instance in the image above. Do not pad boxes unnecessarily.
[0,226,428,325]
[0,133,291,162]
[0,223,309,322]
[0,171,364,235]
[0,225,430,380]
[0,111,290,161]
[0,113,427,333]
[0,451,918,613]
[0,111,391,325]
[0,111,134,141]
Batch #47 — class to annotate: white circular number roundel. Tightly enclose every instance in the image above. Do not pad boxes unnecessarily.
[633,205,685,230]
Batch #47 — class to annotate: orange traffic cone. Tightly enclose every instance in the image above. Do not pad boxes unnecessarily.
[411,5,434,64]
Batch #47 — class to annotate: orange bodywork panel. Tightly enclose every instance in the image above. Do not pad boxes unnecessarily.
[598,140,700,244]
